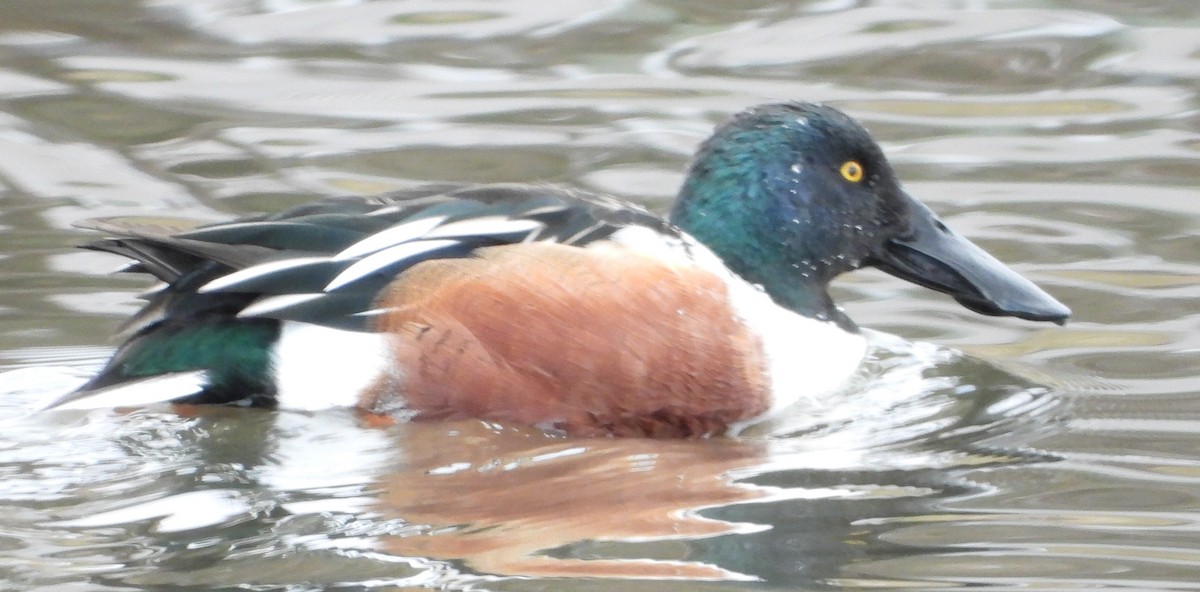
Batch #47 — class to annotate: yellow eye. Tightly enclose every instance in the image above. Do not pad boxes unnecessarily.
[840,160,864,183]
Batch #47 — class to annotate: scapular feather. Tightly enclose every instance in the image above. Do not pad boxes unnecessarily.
[74,183,663,335]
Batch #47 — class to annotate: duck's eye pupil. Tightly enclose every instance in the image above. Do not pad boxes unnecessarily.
[840,161,864,183]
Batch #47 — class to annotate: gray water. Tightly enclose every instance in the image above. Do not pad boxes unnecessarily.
[1,1,1199,590]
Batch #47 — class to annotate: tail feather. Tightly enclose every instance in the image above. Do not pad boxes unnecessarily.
[41,371,208,411]
[53,318,281,410]
[84,238,206,283]
[54,186,653,412]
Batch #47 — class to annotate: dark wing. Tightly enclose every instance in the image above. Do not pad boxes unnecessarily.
[81,183,676,333]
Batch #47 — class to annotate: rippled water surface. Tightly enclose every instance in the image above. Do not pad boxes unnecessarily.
[1,1,1199,590]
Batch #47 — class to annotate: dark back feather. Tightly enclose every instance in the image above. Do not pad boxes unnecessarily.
[80,183,676,334]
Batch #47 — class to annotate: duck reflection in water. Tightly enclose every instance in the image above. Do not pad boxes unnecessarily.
[373,420,775,580]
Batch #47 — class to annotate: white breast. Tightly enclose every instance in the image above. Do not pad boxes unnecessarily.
[602,226,868,430]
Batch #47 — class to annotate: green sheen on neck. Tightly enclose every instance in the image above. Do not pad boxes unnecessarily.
[668,121,847,326]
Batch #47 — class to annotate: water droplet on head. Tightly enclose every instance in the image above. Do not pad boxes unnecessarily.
[790,163,802,174]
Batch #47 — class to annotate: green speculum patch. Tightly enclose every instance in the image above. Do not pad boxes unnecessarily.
[97,318,280,405]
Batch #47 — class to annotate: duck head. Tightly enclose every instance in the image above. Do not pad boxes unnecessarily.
[669,102,1070,330]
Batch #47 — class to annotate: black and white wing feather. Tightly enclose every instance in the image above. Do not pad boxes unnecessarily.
[81,183,675,333]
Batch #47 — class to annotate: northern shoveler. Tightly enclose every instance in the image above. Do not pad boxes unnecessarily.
[45,102,1070,437]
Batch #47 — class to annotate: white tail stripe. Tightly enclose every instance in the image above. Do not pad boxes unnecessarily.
[421,217,543,240]
[515,203,571,217]
[238,293,325,318]
[137,281,169,299]
[325,239,460,291]
[43,371,207,411]
[333,215,448,261]
[563,220,607,245]
[198,257,329,293]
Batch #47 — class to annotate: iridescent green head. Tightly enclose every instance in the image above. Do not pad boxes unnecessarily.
[670,102,1069,328]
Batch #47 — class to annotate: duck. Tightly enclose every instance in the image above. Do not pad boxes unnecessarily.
[44,102,1070,437]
